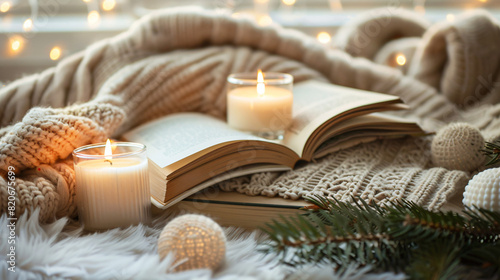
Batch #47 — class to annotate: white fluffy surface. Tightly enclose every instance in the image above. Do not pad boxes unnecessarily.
[0,210,405,280]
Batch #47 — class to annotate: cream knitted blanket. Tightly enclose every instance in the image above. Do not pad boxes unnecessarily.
[1,7,500,222]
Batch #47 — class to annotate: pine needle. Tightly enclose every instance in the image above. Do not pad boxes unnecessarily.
[482,141,500,166]
[261,196,500,277]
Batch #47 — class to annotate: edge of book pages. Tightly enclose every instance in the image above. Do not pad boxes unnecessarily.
[153,185,313,229]
[151,164,292,209]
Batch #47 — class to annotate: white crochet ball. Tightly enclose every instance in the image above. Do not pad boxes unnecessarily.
[463,168,500,212]
[158,214,226,272]
[431,123,485,172]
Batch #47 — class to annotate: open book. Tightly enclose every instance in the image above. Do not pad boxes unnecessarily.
[123,80,424,208]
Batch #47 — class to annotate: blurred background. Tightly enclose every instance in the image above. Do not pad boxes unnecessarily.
[1,0,499,83]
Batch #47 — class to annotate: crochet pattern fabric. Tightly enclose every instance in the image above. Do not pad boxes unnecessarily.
[219,137,469,211]
[1,8,500,221]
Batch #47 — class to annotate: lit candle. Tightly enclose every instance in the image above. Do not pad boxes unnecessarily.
[227,70,293,140]
[73,140,151,231]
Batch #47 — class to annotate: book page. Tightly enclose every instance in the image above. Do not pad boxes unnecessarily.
[312,113,423,159]
[283,80,401,156]
[122,113,267,168]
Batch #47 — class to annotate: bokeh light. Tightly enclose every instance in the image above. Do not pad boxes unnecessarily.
[49,46,62,61]
[317,32,331,44]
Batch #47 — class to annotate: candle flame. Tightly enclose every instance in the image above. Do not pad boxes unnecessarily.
[257,70,264,83]
[257,70,265,97]
[105,139,112,160]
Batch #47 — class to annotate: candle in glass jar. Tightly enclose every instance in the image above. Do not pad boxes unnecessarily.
[73,140,151,231]
[227,70,293,140]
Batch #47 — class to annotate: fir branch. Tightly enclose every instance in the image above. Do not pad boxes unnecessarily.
[384,201,499,245]
[261,196,500,277]
[461,243,500,278]
[482,140,500,166]
[406,240,464,280]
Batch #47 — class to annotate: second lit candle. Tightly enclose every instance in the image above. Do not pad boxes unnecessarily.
[227,70,293,140]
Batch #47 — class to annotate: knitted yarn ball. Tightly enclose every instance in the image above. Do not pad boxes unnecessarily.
[463,167,500,212]
[431,123,485,172]
[158,214,226,272]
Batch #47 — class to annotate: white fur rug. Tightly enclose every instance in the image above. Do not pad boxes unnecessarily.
[0,210,406,280]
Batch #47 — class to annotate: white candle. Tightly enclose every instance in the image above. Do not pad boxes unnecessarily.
[73,140,150,231]
[227,71,293,137]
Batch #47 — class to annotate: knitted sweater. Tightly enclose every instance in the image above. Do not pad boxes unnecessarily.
[1,7,500,222]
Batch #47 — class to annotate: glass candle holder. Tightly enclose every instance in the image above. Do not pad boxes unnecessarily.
[72,142,151,231]
[227,71,293,141]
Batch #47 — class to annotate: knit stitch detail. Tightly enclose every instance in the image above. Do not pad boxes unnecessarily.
[408,10,500,106]
[0,102,124,172]
[219,137,469,211]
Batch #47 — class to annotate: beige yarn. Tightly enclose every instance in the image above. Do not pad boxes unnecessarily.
[336,9,500,108]
[334,8,429,60]
[2,8,500,221]
[158,214,226,272]
[431,123,485,172]
[4,159,76,222]
[0,101,124,171]
[407,10,500,106]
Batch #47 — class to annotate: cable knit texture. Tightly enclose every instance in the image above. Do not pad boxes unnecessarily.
[2,7,500,221]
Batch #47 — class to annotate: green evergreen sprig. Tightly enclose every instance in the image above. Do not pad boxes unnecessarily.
[260,196,500,279]
[482,140,500,165]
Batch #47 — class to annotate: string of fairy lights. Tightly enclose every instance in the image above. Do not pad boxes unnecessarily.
[1,0,119,62]
[0,0,493,67]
